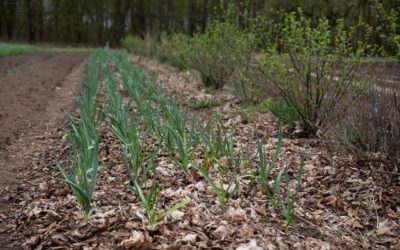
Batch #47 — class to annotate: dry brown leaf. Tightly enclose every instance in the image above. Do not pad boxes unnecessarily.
[212,225,233,239]
[170,210,185,222]
[236,239,263,250]
[376,226,396,236]
[182,233,197,244]
[117,230,151,249]
[226,206,247,222]
[347,219,363,229]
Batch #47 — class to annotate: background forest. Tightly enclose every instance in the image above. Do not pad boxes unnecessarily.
[0,0,398,47]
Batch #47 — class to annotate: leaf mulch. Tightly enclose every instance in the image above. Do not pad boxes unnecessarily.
[1,55,399,249]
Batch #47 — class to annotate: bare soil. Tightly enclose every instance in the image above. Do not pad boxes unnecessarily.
[0,52,88,248]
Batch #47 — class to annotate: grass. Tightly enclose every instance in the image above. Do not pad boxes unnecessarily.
[45,47,97,53]
[0,43,39,57]
[185,98,223,110]
[0,42,102,58]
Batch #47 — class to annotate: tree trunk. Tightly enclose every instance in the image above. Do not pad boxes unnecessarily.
[27,0,35,42]
[188,0,197,35]
[137,0,146,37]
[200,0,208,32]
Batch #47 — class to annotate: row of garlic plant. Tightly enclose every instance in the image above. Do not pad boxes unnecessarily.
[59,50,303,228]
[57,52,102,222]
[102,52,189,224]
[106,51,305,228]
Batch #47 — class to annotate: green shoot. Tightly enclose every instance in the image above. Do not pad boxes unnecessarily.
[258,128,282,199]
[58,114,100,222]
[283,158,304,229]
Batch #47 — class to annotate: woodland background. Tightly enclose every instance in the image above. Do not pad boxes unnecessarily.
[0,0,398,46]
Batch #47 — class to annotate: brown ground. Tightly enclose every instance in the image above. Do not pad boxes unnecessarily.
[0,53,398,249]
[0,52,88,248]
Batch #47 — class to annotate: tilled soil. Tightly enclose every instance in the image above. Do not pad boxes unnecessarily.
[0,52,88,248]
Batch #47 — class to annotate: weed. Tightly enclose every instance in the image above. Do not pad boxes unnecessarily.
[186,99,223,110]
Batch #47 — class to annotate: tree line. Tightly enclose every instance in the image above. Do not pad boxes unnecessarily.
[0,0,398,46]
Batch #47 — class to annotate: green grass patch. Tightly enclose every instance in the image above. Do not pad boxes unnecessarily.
[45,47,97,53]
[0,43,39,57]
[186,99,223,110]
[240,100,270,113]
[241,98,300,125]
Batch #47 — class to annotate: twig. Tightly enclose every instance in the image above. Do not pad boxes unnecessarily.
[373,170,400,176]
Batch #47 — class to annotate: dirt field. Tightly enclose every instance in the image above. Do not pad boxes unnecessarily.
[0,52,398,249]
[0,52,88,248]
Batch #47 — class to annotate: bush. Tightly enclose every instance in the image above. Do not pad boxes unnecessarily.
[372,2,400,63]
[259,9,370,135]
[338,77,400,159]
[122,35,145,55]
[122,34,158,57]
[265,98,300,125]
[157,34,189,71]
[176,22,256,89]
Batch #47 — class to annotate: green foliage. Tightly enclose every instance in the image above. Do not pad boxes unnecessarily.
[0,43,39,57]
[200,120,226,170]
[257,129,304,228]
[283,158,304,229]
[265,98,300,125]
[156,34,189,70]
[195,124,242,205]
[65,49,302,228]
[257,128,282,199]
[129,152,189,224]
[57,52,102,221]
[101,51,190,224]
[122,35,146,55]
[58,115,100,222]
[186,99,223,110]
[373,1,400,63]
[259,9,369,135]
[175,22,256,89]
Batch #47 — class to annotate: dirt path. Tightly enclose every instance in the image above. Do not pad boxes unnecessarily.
[0,52,88,248]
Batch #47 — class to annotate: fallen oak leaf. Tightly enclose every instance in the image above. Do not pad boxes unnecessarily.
[236,239,263,250]
[376,227,396,236]
[347,219,363,229]
[225,206,247,222]
[118,230,152,249]
[182,234,198,245]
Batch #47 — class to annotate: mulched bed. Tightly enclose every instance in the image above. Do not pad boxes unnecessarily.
[1,54,399,249]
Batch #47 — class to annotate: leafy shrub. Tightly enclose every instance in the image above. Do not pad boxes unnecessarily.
[176,22,256,89]
[372,2,400,63]
[122,35,145,55]
[259,9,370,135]
[122,34,158,57]
[157,34,189,70]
